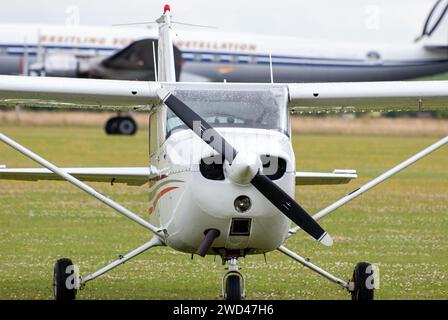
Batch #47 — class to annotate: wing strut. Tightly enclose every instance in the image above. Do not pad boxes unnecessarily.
[0,132,163,238]
[288,135,448,238]
[80,236,164,285]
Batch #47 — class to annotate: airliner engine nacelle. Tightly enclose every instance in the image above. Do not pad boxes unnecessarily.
[30,54,80,77]
[44,54,79,77]
[29,39,183,81]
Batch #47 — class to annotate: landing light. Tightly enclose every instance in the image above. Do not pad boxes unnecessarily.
[234,196,251,213]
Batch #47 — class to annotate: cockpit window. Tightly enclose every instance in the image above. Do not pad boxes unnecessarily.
[165,86,289,137]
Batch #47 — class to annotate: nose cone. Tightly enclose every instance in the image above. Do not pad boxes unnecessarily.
[224,151,262,185]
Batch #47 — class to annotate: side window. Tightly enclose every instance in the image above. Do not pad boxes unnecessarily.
[149,112,158,156]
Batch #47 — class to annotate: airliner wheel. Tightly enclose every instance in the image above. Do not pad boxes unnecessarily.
[105,117,120,135]
[105,116,138,135]
[118,116,138,135]
[53,258,78,301]
[351,262,375,300]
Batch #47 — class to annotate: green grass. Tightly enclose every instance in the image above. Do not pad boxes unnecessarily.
[0,126,447,300]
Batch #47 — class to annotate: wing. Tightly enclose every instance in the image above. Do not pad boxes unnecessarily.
[0,75,160,111]
[288,81,448,113]
[0,167,159,186]
[296,170,357,185]
[2,75,448,114]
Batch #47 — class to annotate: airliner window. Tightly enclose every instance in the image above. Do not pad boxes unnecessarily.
[366,51,382,63]
[166,87,289,137]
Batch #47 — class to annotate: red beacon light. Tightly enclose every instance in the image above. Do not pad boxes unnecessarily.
[164,4,171,13]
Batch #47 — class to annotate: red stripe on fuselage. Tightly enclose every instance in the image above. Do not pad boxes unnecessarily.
[148,186,178,216]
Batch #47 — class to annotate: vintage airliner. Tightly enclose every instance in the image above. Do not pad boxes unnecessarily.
[1,0,448,135]
[0,5,447,300]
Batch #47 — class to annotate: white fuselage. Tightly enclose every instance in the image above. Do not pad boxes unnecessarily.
[147,115,295,256]
[1,24,448,82]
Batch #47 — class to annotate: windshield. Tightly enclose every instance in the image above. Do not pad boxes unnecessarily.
[166,86,289,137]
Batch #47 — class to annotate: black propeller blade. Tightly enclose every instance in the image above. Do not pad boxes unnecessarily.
[160,90,237,163]
[158,88,332,246]
[251,174,330,244]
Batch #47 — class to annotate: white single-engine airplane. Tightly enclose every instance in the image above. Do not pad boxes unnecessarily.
[0,5,447,300]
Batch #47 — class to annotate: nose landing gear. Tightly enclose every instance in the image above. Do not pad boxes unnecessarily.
[349,262,375,300]
[221,257,245,300]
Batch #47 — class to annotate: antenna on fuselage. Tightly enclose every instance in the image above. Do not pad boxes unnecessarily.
[152,41,158,82]
[269,53,274,83]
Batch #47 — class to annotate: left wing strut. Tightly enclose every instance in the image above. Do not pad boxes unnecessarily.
[0,133,162,237]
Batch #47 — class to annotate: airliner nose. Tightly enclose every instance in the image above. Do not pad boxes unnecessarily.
[224,151,261,185]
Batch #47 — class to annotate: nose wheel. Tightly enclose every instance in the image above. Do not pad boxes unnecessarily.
[350,262,375,300]
[222,257,245,300]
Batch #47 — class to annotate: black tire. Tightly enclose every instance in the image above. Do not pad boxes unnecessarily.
[117,117,138,135]
[351,262,375,300]
[105,117,138,135]
[105,117,120,135]
[53,258,78,301]
[226,275,242,300]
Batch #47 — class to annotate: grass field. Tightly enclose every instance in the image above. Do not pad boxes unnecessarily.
[0,125,447,300]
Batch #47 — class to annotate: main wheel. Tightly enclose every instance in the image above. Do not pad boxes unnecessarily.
[117,117,138,135]
[53,258,78,301]
[105,117,120,135]
[105,116,138,135]
[351,262,375,300]
[225,275,242,300]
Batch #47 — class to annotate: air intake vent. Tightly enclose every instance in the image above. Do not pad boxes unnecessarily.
[230,218,252,236]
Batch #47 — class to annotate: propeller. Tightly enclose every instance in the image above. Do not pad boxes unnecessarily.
[157,88,333,246]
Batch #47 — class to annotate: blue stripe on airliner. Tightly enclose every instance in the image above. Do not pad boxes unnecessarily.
[1,43,448,68]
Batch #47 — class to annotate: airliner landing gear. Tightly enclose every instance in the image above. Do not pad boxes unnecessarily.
[105,115,138,135]
[222,257,245,300]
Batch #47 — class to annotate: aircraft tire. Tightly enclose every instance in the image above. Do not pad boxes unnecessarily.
[117,116,138,135]
[350,262,375,300]
[105,117,120,135]
[225,275,242,300]
[53,258,78,301]
[105,117,137,135]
